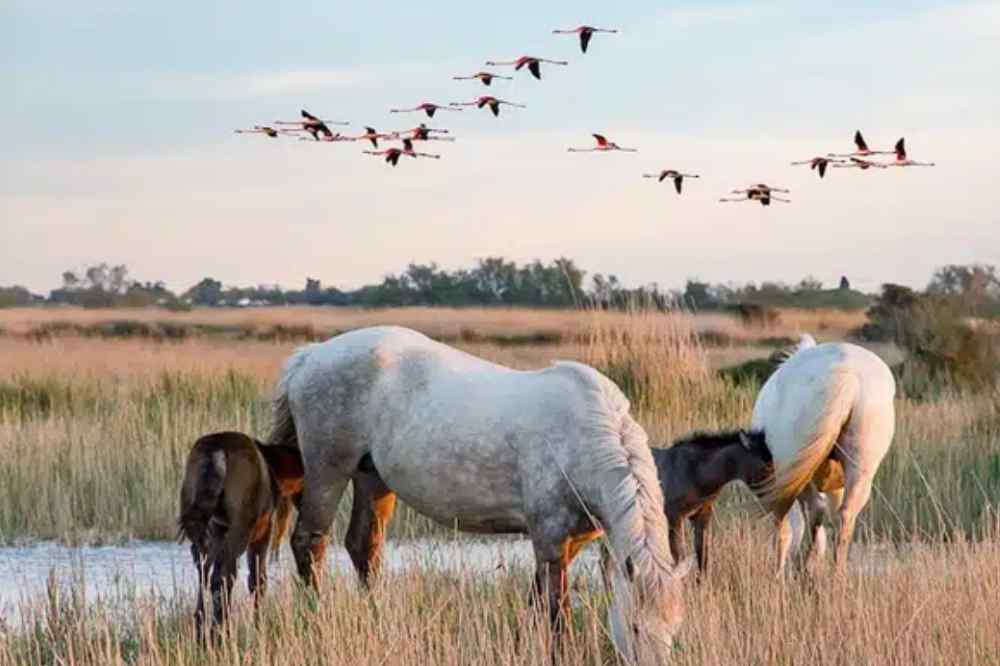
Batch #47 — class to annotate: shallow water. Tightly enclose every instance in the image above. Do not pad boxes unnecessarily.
[0,537,574,627]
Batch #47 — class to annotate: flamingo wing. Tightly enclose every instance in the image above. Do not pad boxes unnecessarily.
[895,138,906,160]
[482,74,492,86]
[527,60,542,79]
[425,106,436,118]
[488,101,500,117]
[658,171,667,183]
[403,138,414,152]
[580,29,593,53]
[301,109,321,122]
[674,176,683,194]
[854,130,869,152]
[592,134,608,146]
[818,160,828,178]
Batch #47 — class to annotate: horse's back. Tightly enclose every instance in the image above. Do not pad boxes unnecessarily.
[284,327,637,532]
[752,343,895,466]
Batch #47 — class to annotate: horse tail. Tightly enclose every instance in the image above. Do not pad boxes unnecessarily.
[269,344,315,449]
[758,370,858,516]
[270,495,296,561]
[177,434,229,550]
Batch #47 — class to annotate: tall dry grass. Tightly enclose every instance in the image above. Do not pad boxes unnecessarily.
[0,305,864,346]
[1,306,998,664]
[1,310,996,542]
[2,518,997,666]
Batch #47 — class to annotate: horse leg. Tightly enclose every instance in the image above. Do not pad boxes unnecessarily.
[691,503,715,579]
[345,470,397,587]
[247,520,272,617]
[667,517,685,565]
[209,556,238,639]
[191,543,209,642]
[799,484,830,573]
[532,551,570,642]
[774,505,801,577]
[835,474,873,573]
[291,465,350,587]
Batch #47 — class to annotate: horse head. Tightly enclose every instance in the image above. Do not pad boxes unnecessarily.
[607,553,693,663]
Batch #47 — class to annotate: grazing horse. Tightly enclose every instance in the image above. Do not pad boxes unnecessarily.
[177,431,304,638]
[269,326,690,663]
[652,429,772,576]
[752,340,896,574]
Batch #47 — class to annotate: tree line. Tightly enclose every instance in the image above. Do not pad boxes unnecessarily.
[2,259,998,315]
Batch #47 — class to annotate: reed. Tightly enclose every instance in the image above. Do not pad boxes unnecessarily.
[2,518,997,666]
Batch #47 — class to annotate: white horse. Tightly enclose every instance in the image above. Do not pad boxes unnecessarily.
[752,336,896,574]
[270,326,689,662]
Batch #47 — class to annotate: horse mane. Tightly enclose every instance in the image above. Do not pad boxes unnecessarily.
[557,362,676,599]
[672,429,772,462]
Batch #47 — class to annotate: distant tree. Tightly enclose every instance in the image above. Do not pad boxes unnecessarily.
[927,263,999,313]
[0,285,40,307]
[797,276,823,292]
[184,277,224,306]
[682,280,719,310]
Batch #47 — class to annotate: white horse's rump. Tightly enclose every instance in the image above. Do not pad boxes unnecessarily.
[272,326,685,662]
[752,341,896,573]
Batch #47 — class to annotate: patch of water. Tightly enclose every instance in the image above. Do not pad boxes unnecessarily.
[0,537,577,628]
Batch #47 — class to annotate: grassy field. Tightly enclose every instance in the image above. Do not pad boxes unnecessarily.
[1,305,998,664]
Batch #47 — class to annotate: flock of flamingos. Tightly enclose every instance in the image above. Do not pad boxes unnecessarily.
[234,24,936,206]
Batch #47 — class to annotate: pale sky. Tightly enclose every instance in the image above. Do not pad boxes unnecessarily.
[4,1,998,294]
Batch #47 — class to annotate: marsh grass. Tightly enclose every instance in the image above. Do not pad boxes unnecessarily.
[0,309,997,542]
[0,306,998,664]
[3,519,998,666]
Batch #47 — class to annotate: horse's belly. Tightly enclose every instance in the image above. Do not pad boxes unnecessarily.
[373,438,526,534]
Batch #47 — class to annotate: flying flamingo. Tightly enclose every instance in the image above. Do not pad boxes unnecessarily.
[484,56,568,80]
[364,139,440,166]
[234,126,292,138]
[720,184,790,206]
[389,102,461,119]
[642,169,700,194]
[399,124,456,141]
[353,126,394,148]
[299,132,354,143]
[889,138,935,167]
[827,130,893,158]
[790,157,846,179]
[274,109,349,141]
[568,134,637,153]
[450,96,525,117]
[400,138,440,159]
[831,157,889,171]
[452,71,513,86]
[552,25,618,53]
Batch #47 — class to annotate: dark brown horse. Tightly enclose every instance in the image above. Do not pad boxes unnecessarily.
[177,431,304,638]
[651,429,772,576]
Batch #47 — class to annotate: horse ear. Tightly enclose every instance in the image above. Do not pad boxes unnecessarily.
[738,430,752,450]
